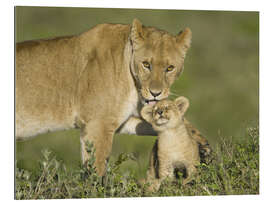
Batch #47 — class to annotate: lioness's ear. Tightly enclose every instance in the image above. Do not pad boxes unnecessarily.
[130,18,144,50]
[141,105,154,124]
[175,96,189,115]
[176,28,192,55]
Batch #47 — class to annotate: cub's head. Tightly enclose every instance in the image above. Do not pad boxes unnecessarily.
[129,19,192,106]
[141,96,189,132]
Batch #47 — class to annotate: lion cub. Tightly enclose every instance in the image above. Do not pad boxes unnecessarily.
[141,96,200,191]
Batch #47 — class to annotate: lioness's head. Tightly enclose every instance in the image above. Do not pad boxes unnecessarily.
[129,19,192,106]
[141,96,189,132]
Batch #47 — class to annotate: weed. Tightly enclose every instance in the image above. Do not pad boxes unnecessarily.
[15,126,259,199]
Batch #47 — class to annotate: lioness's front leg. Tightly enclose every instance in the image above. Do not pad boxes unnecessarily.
[118,116,157,136]
[120,117,210,143]
[80,120,116,176]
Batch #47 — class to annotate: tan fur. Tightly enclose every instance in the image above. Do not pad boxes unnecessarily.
[184,118,211,158]
[16,19,196,176]
[141,97,200,191]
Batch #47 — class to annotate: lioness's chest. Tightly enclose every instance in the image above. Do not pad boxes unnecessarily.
[118,88,139,124]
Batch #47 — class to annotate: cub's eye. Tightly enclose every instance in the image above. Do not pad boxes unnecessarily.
[142,61,151,70]
[166,65,175,72]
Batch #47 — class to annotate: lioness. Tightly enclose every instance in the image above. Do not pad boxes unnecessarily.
[141,97,200,191]
[16,19,209,176]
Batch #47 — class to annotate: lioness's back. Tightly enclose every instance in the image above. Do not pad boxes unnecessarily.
[15,23,133,139]
[16,36,79,138]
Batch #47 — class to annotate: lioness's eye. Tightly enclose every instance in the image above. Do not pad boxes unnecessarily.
[142,61,151,70]
[166,65,175,72]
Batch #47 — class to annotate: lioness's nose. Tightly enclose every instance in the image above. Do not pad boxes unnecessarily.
[150,90,161,97]
[149,80,163,98]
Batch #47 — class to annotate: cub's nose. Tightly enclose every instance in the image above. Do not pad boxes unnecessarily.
[157,109,163,115]
[150,90,161,97]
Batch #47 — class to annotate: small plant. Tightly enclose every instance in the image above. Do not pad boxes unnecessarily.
[15,126,259,199]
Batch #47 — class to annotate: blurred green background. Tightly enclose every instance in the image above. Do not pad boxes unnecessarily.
[15,7,259,178]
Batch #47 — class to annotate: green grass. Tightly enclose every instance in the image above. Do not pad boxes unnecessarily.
[15,126,259,199]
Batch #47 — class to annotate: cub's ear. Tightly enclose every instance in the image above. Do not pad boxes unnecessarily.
[140,105,154,124]
[176,27,192,55]
[175,96,189,115]
[130,18,144,50]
